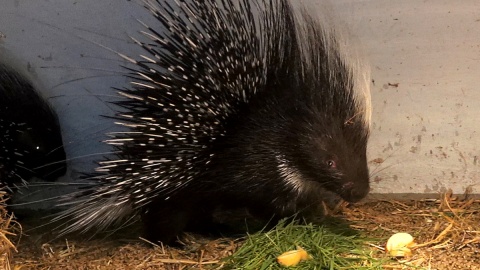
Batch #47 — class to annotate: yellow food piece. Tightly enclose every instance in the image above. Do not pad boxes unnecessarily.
[277,246,310,267]
[296,246,309,260]
[386,232,416,257]
[389,247,412,257]
[277,250,302,266]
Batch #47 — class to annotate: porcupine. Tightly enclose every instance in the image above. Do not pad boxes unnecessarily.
[58,0,372,244]
[0,63,66,190]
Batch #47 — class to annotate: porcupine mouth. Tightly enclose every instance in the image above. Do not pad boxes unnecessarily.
[339,181,369,203]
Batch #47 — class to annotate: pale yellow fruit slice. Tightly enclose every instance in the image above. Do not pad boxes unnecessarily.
[386,232,416,257]
[277,246,310,267]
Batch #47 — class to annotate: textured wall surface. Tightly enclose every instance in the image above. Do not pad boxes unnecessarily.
[332,0,480,197]
[1,0,479,203]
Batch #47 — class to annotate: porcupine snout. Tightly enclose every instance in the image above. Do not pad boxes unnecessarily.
[341,179,369,203]
[338,157,370,203]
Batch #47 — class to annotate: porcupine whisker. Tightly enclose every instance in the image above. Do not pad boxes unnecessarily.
[9,194,74,207]
[7,10,135,46]
[34,151,121,166]
[39,65,127,73]
[31,167,66,181]
[368,146,402,177]
[47,74,126,90]
[10,179,93,199]
[10,181,91,190]
[48,93,124,100]
[44,144,70,157]
[44,16,144,70]
[25,205,139,241]
[4,14,137,87]
[30,156,65,171]
[10,165,36,175]
[368,164,397,180]
[37,55,133,90]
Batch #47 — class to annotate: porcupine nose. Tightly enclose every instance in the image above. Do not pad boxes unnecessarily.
[342,181,369,202]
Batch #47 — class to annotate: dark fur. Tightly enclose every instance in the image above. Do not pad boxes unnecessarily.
[60,0,371,244]
[0,64,66,188]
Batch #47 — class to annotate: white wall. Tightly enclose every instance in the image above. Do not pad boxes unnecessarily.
[1,0,479,202]
[331,0,480,197]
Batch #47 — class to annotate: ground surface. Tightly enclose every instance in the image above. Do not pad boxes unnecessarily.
[2,192,480,269]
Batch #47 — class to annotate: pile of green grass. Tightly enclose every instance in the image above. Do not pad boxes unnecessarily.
[222,218,389,269]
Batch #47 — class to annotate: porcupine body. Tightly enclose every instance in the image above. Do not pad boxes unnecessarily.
[60,0,371,243]
[0,64,66,189]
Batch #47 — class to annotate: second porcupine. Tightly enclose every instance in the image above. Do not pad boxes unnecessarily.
[0,63,66,189]
[59,0,372,243]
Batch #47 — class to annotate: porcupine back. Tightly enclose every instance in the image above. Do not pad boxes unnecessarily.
[0,63,66,189]
[58,0,371,243]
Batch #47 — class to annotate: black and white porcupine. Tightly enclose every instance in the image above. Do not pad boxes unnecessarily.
[60,0,371,243]
[0,64,66,189]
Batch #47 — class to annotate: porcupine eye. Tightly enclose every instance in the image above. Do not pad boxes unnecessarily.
[326,160,336,168]
[18,129,44,154]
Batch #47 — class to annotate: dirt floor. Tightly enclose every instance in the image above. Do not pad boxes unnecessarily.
[2,191,480,270]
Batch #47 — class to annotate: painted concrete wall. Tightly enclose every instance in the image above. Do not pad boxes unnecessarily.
[1,0,479,203]
[332,0,480,197]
